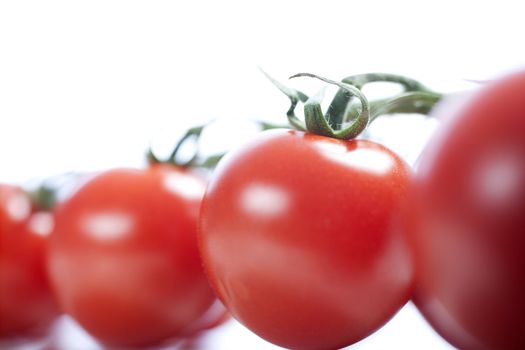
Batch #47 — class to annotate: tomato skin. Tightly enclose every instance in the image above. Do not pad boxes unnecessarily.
[199,130,413,350]
[0,185,59,337]
[409,70,525,349]
[48,165,217,347]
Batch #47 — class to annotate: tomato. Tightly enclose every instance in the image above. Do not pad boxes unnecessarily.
[199,129,413,350]
[0,184,59,337]
[408,70,525,349]
[48,165,220,347]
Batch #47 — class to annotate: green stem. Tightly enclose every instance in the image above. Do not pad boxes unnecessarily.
[345,90,443,122]
[196,153,225,169]
[327,73,434,129]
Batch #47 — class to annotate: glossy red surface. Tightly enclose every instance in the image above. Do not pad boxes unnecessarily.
[0,185,59,338]
[199,130,414,350]
[409,70,525,349]
[48,165,217,347]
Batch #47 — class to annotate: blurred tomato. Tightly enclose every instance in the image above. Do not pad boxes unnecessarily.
[409,70,525,349]
[199,129,414,350]
[0,184,59,337]
[48,165,219,348]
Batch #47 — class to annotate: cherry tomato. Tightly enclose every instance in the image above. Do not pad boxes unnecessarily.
[0,184,58,337]
[408,70,525,349]
[199,129,413,350]
[48,165,219,348]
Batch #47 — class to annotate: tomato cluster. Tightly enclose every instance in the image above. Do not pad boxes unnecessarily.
[197,71,525,349]
[1,165,227,348]
[1,69,523,350]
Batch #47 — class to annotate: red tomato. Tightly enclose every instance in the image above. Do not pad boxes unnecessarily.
[408,70,525,349]
[0,185,59,337]
[48,165,219,347]
[199,129,413,350]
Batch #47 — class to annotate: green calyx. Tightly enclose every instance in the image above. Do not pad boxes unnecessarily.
[264,70,444,140]
[290,73,370,140]
[260,69,308,132]
[148,119,286,170]
[148,124,210,168]
[28,185,57,211]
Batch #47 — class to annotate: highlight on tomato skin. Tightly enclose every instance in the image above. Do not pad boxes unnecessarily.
[0,184,59,339]
[47,164,222,348]
[407,69,525,350]
[199,129,414,350]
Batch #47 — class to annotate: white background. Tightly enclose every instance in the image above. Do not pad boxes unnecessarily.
[1,1,524,349]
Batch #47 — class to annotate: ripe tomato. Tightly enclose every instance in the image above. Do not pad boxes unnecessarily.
[408,70,525,349]
[199,129,413,350]
[48,165,219,348]
[0,184,59,337]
